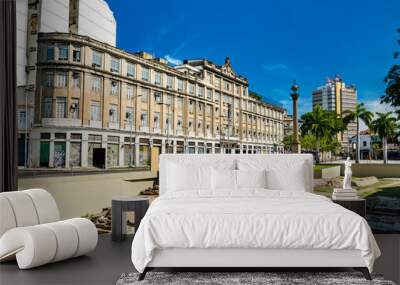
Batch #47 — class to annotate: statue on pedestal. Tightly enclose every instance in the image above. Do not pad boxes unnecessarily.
[343,157,352,190]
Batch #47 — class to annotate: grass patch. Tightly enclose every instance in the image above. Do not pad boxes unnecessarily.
[314,186,334,198]
[314,164,339,171]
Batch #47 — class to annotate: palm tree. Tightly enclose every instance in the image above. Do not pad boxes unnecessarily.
[300,105,333,163]
[370,112,397,164]
[343,103,373,163]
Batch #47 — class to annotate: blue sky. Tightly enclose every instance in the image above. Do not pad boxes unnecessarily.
[106,0,399,115]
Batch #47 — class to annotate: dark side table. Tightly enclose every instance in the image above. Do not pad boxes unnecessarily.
[112,196,150,241]
[332,198,366,218]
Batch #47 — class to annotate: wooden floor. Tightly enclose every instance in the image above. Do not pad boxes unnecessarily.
[0,234,133,285]
[1,234,398,285]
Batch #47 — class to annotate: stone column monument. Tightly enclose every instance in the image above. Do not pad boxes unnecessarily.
[291,82,301,154]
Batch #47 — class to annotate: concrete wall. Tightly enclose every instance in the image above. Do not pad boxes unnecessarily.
[340,164,400,178]
[39,0,70,33]
[77,0,116,46]
[314,166,341,179]
[18,171,156,219]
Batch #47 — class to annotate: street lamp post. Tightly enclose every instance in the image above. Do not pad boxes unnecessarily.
[290,82,301,154]
[157,101,172,153]
[125,94,141,167]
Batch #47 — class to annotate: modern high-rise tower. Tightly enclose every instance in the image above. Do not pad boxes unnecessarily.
[312,75,357,151]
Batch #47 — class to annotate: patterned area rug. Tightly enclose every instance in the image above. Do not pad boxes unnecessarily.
[116,272,395,285]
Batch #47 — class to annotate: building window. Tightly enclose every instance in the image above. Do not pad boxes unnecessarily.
[224,80,230,91]
[126,107,134,124]
[177,116,183,129]
[207,88,212,100]
[92,50,102,67]
[45,71,54,87]
[165,94,173,106]
[197,86,204,98]
[91,75,101,92]
[56,97,67,118]
[47,45,54,60]
[141,66,149,81]
[214,91,220,102]
[72,72,80,88]
[215,77,221,89]
[111,57,120,73]
[166,76,173,89]
[236,85,240,95]
[70,98,79,119]
[177,79,183,91]
[141,88,149,103]
[58,45,68,60]
[206,104,212,115]
[109,105,118,123]
[111,81,119,95]
[177,97,183,109]
[55,72,67,88]
[91,101,101,121]
[189,100,194,113]
[42,96,52,118]
[154,91,162,103]
[72,46,81,62]
[188,82,194,95]
[140,112,148,127]
[18,110,26,127]
[206,72,213,84]
[127,85,134,99]
[165,114,172,129]
[154,72,161,85]
[127,62,135,77]
[153,112,160,129]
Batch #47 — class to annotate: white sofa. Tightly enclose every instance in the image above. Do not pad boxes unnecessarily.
[0,189,98,269]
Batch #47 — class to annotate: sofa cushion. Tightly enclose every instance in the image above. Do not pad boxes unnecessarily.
[24,189,60,224]
[0,196,17,237]
[1,192,39,227]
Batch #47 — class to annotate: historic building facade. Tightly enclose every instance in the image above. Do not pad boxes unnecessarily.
[29,33,285,168]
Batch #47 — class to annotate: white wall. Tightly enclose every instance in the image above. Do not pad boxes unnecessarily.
[16,0,28,86]
[77,0,116,46]
[39,0,69,33]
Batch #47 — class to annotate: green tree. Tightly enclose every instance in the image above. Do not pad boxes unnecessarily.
[381,28,400,113]
[300,105,333,163]
[300,134,316,150]
[343,103,373,163]
[371,112,397,164]
[282,134,293,152]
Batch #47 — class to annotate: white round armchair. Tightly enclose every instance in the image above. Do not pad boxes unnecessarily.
[0,189,98,269]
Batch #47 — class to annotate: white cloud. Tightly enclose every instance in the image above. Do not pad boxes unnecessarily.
[164,55,182,66]
[358,99,395,131]
[363,99,394,114]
